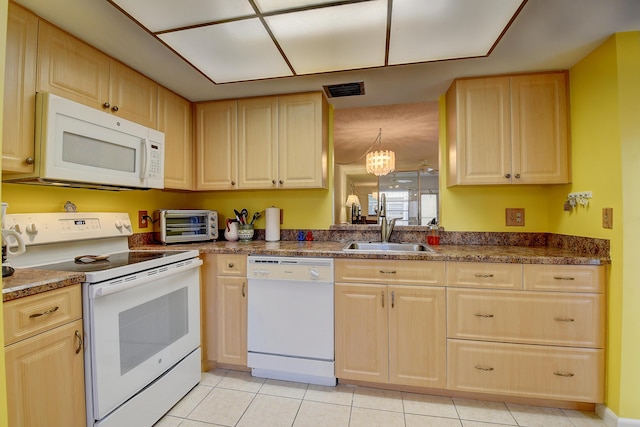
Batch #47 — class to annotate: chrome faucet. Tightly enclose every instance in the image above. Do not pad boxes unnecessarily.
[378,193,398,243]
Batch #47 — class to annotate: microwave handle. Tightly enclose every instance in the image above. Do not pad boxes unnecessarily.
[141,137,150,179]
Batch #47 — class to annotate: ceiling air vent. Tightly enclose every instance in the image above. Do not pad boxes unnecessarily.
[323,82,365,98]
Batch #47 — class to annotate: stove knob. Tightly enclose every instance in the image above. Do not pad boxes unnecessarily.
[11,224,22,234]
[309,269,320,280]
[123,220,132,230]
[115,220,123,229]
[26,223,38,234]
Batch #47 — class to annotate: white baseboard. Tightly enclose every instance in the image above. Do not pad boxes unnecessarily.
[598,404,640,427]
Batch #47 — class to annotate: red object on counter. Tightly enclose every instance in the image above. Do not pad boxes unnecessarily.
[305,231,314,241]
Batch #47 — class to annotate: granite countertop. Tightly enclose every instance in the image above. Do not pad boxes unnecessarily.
[2,269,85,302]
[2,238,609,302]
[139,240,610,265]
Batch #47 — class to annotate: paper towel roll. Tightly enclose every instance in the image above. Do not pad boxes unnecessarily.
[265,207,281,242]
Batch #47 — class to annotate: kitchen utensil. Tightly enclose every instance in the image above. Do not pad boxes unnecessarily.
[240,208,248,224]
[250,212,261,224]
[74,254,110,263]
[233,209,243,223]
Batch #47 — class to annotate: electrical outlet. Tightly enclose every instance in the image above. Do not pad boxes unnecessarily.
[138,210,148,229]
[506,208,525,226]
[602,207,613,229]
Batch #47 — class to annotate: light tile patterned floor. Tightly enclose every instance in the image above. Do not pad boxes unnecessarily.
[154,369,606,427]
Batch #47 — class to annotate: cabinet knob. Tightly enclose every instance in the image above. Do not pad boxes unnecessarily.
[231,181,236,186]
[279,180,283,185]
[272,180,276,185]
[112,105,119,112]
[505,173,511,179]
[25,157,34,165]
[228,263,234,268]
[515,173,521,179]
[103,102,110,109]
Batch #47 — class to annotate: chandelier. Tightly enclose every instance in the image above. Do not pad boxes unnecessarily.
[366,129,396,176]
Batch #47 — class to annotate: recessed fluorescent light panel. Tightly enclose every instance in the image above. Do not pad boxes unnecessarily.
[109,0,526,84]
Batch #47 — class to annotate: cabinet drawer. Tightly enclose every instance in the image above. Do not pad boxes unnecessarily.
[216,254,247,276]
[523,264,605,293]
[447,288,604,347]
[335,259,445,285]
[3,284,82,346]
[447,339,604,403]
[446,262,522,289]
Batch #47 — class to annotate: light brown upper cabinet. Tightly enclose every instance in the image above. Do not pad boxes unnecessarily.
[37,20,158,129]
[446,72,570,186]
[196,92,328,191]
[277,92,328,189]
[2,3,38,174]
[158,86,193,190]
[195,100,238,191]
[237,96,279,189]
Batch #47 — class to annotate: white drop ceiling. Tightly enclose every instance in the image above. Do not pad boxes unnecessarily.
[110,0,524,84]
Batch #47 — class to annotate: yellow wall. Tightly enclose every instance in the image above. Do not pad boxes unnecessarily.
[1,0,9,424]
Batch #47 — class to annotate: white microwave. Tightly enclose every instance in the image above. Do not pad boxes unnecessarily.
[4,92,165,190]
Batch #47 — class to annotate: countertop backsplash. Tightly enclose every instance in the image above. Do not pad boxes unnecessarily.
[129,225,609,258]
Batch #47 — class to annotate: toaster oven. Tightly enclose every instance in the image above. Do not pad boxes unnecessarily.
[154,209,218,244]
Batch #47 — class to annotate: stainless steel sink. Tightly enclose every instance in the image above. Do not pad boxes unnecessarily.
[342,241,434,252]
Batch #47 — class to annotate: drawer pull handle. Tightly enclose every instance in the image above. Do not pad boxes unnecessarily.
[242,283,246,298]
[553,371,575,378]
[474,313,495,318]
[381,291,385,308]
[380,270,397,275]
[391,290,395,308]
[75,330,83,354]
[474,365,494,372]
[29,306,59,318]
[474,274,494,278]
[554,317,575,322]
[553,276,575,281]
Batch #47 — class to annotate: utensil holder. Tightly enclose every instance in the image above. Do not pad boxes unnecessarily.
[238,224,254,242]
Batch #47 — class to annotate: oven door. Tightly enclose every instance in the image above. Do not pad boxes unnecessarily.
[85,257,202,420]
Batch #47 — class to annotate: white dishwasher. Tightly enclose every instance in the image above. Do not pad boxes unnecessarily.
[247,256,336,386]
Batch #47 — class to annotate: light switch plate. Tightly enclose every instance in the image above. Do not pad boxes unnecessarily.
[506,208,525,226]
[602,207,613,229]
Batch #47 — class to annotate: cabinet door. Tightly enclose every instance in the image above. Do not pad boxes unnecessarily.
[2,3,37,174]
[511,72,569,184]
[447,77,511,185]
[200,254,216,370]
[237,96,278,189]
[335,283,388,382]
[195,100,238,190]
[278,92,328,188]
[37,20,110,110]
[159,86,193,190]
[389,285,446,388]
[109,59,158,128]
[216,276,247,366]
[5,319,86,427]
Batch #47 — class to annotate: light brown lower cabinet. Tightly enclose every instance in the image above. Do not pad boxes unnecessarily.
[334,259,447,389]
[4,285,86,427]
[215,254,248,367]
[447,339,604,402]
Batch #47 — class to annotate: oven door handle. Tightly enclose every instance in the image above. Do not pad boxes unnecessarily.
[90,258,203,298]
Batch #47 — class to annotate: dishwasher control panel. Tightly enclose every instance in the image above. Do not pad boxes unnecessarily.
[247,256,334,282]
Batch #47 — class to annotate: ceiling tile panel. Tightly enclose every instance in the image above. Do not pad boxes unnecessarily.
[265,0,387,75]
[112,0,256,32]
[254,0,357,13]
[159,19,293,83]
[388,0,525,64]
